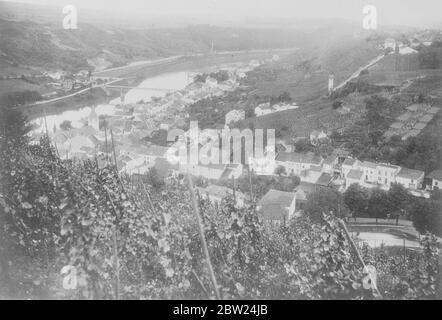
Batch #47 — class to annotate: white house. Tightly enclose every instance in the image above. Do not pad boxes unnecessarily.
[257,189,297,223]
[310,130,328,146]
[375,163,401,188]
[225,109,245,125]
[396,168,425,190]
[255,103,273,117]
[427,170,442,190]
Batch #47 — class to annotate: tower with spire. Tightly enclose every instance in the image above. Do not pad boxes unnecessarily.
[88,105,99,131]
[328,74,335,95]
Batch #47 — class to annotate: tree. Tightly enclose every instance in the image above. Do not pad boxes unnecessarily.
[294,138,313,152]
[60,120,72,131]
[344,184,369,219]
[275,165,287,176]
[387,183,411,225]
[304,188,349,223]
[332,100,343,110]
[409,199,442,237]
[367,189,390,223]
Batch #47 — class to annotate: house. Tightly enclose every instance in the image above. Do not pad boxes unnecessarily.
[220,163,243,180]
[225,109,245,125]
[396,168,425,190]
[427,170,442,190]
[345,169,364,190]
[301,165,323,184]
[255,103,273,117]
[310,130,328,146]
[342,158,358,176]
[257,189,297,223]
[272,103,298,112]
[275,152,323,177]
[316,172,333,187]
[120,145,169,171]
[384,38,396,50]
[197,184,246,207]
[359,161,378,185]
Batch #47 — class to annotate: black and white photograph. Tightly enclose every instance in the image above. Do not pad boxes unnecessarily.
[0,0,441,303]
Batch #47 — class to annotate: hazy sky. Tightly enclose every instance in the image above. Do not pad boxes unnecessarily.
[3,0,442,27]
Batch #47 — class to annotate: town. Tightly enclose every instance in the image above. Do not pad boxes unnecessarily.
[1,0,441,301]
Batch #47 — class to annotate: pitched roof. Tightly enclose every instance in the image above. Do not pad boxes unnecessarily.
[258,189,295,208]
[257,189,296,221]
[323,154,337,165]
[414,122,427,130]
[316,173,332,186]
[343,158,356,166]
[397,167,424,180]
[376,163,400,170]
[427,107,440,114]
[199,184,246,200]
[390,122,404,129]
[294,181,317,201]
[360,161,377,169]
[347,169,364,180]
[419,114,434,123]
[276,151,303,163]
[428,170,442,181]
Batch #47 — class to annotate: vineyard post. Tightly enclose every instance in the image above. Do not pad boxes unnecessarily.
[112,226,120,300]
[338,219,382,298]
[110,129,118,170]
[248,166,254,202]
[187,174,221,300]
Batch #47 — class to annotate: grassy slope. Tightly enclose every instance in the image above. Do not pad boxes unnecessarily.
[235,38,382,139]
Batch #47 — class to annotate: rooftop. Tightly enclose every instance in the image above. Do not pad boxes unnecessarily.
[343,158,356,166]
[360,161,377,169]
[323,154,338,165]
[199,184,245,200]
[258,189,296,208]
[397,112,414,122]
[397,167,424,180]
[413,122,427,130]
[258,189,296,221]
[316,172,333,186]
[427,170,442,181]
[276,152,322,165]
[427,107,440,114]
[419,114,434,123]
[347,169,364,180]
[295,181,317,198]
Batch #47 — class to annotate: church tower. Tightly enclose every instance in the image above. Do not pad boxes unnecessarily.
[328,74,334,95]
[89,105,99,131]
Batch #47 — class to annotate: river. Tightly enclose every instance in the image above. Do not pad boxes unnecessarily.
[31,71,192,133]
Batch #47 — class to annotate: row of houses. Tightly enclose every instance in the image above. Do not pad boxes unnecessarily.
[275,149,429,193]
